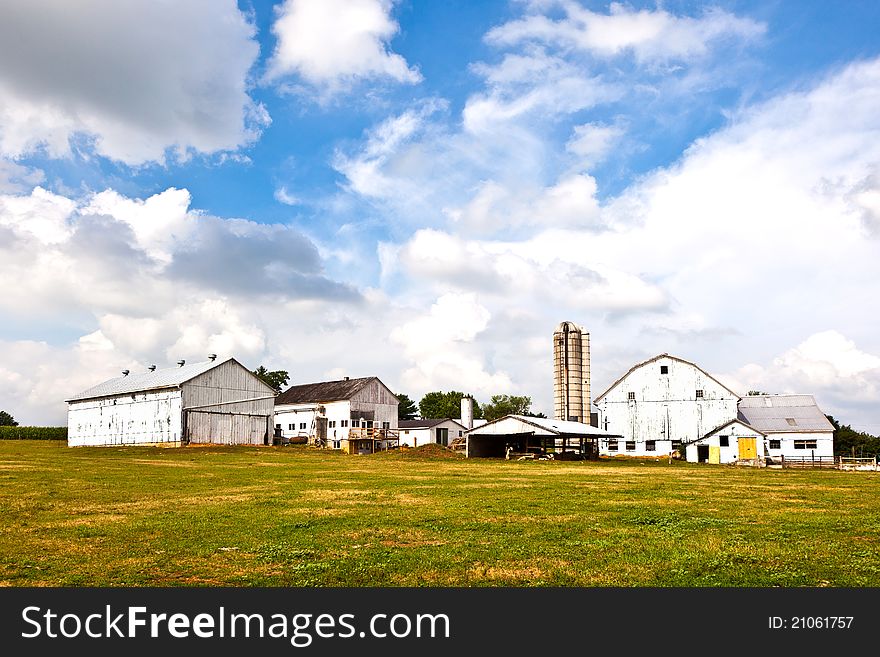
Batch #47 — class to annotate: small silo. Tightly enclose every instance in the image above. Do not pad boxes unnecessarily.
[460,395,474,430]
[553,321,591,423]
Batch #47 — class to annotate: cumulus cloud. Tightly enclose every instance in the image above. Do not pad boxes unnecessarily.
[486,1,764,64]
[0,159,44,193]
[566,122,625,169]
[265,0,421,92]
[0,0,266,164]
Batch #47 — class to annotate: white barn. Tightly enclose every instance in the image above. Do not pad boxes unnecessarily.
[66,357,276,447]
[274,376,398,454]
[737,395,835,462]
[595,354,740,458]
[687,418,767,464]
[398,418,467,447]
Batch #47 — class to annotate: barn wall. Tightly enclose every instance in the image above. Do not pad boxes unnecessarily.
[351,380,398,430]
[684,421,766,463]
[182,360,275,415]
[67,389,183,446]
[763,431,834,460]
[597,356,738,455]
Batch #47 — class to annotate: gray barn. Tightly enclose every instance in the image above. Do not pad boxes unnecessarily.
[66,357,276,447]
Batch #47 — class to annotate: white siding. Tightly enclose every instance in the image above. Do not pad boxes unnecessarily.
[597,355,739,457]
[399,420,465,448]
[67,388,183,447]
[685,421,766,464]
[764,431,834,461]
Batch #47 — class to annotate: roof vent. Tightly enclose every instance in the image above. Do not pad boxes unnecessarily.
[121,369,130,377]
[177,359,186,367]
[344,376,350,381]
[148,365,156,372]
[208,354,217,362]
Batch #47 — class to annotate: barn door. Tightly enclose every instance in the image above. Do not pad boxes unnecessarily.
[738,438,757,459]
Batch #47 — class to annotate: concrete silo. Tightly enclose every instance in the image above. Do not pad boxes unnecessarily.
[553,321,591,423]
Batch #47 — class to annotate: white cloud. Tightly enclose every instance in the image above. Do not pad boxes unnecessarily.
[566,122,625,169]
[0,159,44,194]
[0,0,266,165]
[274,187,301,206]
[265,0,421,92]
[486,2,764,64]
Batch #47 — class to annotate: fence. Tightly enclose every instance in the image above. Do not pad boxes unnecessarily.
[837,456,879,472]
[779,454,837,469]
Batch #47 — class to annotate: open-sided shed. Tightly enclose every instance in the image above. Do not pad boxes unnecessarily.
[465,415,622,459]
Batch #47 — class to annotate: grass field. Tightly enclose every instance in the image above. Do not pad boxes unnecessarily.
[1,440,879,587]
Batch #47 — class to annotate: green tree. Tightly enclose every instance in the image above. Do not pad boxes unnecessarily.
[395,393,418,420]
[0,411,18,426]
[827,415,880,457]
[481,395,533,421]
[252,366,290,393]
[747,390,768,396]
[418,391,483,420]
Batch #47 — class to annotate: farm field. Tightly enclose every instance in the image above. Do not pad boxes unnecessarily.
[1,441,879,587]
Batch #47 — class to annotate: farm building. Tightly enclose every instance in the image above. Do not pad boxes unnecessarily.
[465,415,621,459]
[594,354,740,458]
[398,418,467,448]
[66,357,276,447]
[274,376,398,454]
[737,395,835,462]
[686,418,767,464]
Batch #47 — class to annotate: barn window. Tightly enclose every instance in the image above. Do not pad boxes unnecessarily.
[627,392,636,401]
[671,440,682,450]
[719,435,729,447]
[626,441,636,451]
[794,440,817,450]
[332,440,341,449]
[299,422,306,430]
[382,421,390,429]
[341,420,349,427]
[351,419,360,427]
[288,424,295,430]
[769,439,781,449]
[459,430,463,437]
[608,440,618,451]
[695,389,704,398]
[645,440,656,452]
[786,417,797,426]
[660,365,668,374]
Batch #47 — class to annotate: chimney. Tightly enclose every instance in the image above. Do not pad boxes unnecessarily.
[460,395,473,430]
[121,369,130,377]
[208,354,217,361]
[177,360,186,367]
[148,365,156,372]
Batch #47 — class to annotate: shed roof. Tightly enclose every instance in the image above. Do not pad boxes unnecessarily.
[66,358,234,402]
[702,417,767,439]
[399,418,465,430]
[466,415,621,438]
[275,376,386,404]
[594,353,741,403]
[737,395,834,433]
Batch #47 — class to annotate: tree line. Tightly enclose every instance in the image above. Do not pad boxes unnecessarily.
[394,391,546,422]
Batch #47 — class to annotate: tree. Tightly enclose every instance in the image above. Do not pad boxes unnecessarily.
[418,391,483,420]
[481,395,533,421]
[252,366,290,393]
[395,393,418,420]
[827,415,880,457]
[0,411,18,426]
[747,390,768,396]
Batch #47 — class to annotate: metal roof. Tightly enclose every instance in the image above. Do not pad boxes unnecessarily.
[466,415,621,437]
[399,418,465,430]
[594,353,741,403]
[66,358,233,402]
[275,376,382,404]
[737,395,834,433]
[701,417,766,439]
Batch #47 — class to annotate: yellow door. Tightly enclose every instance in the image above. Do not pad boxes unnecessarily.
[709,446,720,464]
[738,438,756,459]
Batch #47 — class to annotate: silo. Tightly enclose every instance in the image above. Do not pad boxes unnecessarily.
[460,395,473,430]
[553,321,591,423]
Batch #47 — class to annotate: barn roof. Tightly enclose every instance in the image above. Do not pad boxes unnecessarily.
[701,417,767,439]
[275,376,387,404]
[737,395,834,433]
[594,353,741,403]
[399,418,465,430]
[66,358,235,402]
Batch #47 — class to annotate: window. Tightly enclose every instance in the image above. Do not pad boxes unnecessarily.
[794,440,818,450]
[627,392,636,401]
[459,431,463,437]
[671,440,682,451]
[332,440,341,450]
[341,420,349,428]
[288,424,295,431]
[351,419,360,428]
[403,430,409,435]
[719,435,729,447]
[660,365,668,374]
[645,440,656,452]
[299,422,307,430]
[769,439,781,449]
[275,424,281,430]
[695,389,704,398]
[786,418,798,426]
[329,420,336,428]
[608,440,618,451]
[626,441,636,451]
[382,421,390,429]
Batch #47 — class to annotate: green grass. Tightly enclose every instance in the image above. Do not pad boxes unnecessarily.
[2,441,879,587]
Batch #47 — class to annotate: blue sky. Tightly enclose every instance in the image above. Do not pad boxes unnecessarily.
[1,0,880,432]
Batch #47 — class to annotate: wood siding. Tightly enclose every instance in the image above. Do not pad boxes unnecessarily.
[350,379,398,430]
[67,389,183,446]
[181,359,275,416]
[185,410,270,446]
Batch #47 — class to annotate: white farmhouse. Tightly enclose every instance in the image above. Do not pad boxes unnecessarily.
[274,376,398,454]
[66,357,276,447]
[737,395,835,462]
[594,354,740,458]
[398,418,467,447]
